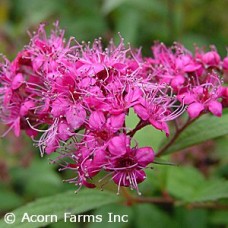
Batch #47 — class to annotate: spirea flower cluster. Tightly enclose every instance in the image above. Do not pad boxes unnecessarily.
[0,23,227,194]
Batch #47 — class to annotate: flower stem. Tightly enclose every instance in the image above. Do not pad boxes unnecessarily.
[127,120,148,138]
[156,116,200,157]
[126,195,228,209]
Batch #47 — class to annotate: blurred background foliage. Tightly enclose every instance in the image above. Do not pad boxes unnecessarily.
[0,0,227,57]
[0,0,228,227]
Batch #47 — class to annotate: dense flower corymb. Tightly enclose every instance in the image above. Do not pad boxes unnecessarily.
[0,23,227,194]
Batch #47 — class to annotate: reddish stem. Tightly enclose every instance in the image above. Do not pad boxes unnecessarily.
[121,188,228,209]
[127,120,148,137]
[156,116,200,157]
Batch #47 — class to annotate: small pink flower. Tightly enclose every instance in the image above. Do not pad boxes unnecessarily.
[178,73,222,118]
[202,51,221,67]
[106,134,154,194]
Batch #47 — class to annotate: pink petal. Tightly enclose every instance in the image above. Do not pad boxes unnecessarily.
[136,147,154,167]
[125,87,142,105]
[13,117,21,137]
[33,56,44,71]
[220,86,228,97]
[193,86,204,95]
[89,111,106,130]
[108,134,129,156]
[12,73,24,90]
[113,63,126,70]
[134,170,146,184]
[106,113,125,131]
[149,119,170,136]
[223,57,228,71]
[51,98,69,117]
[92,64,104,74]
[82,180,96,188]
[202,51,220,66]
[20,101,35,116]
[45,138,58,154]
[161,122,170,137]
[187,102,204,118]
[177,92,195,104]
[93,149,106,165]
[84,149,106,176]
[66,104,86,129]
[184,63,201,72]
[25,128,38,137]
[208,100,222,117]
[58,122,74,141]
[134,105,149,120]
[171,75,185,89]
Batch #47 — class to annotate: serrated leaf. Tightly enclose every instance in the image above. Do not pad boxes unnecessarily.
[0,189,121,228]
[160,111,228,155]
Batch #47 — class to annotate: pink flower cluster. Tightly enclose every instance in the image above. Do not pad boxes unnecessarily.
[148,43,228,118]
[0,23,227,193]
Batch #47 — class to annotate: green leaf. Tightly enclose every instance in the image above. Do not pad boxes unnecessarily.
[137,125,165,151]
[133,204,176,228]
[0,189,121,228]
[50,220,78,228]
[174,207,208,228]
[209,211,228,226]
[191,180,228,202]
[167,166,205,201]
[102,0,127,14]
[114,7,140,45]
[0,188,23,211]
[149,165,169,190]
[129,0,167,16]
[214,136,228,162]
[102,0,166,16]
[167,166,228,202]
[10,159,62,198]
[160,111,228,154]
